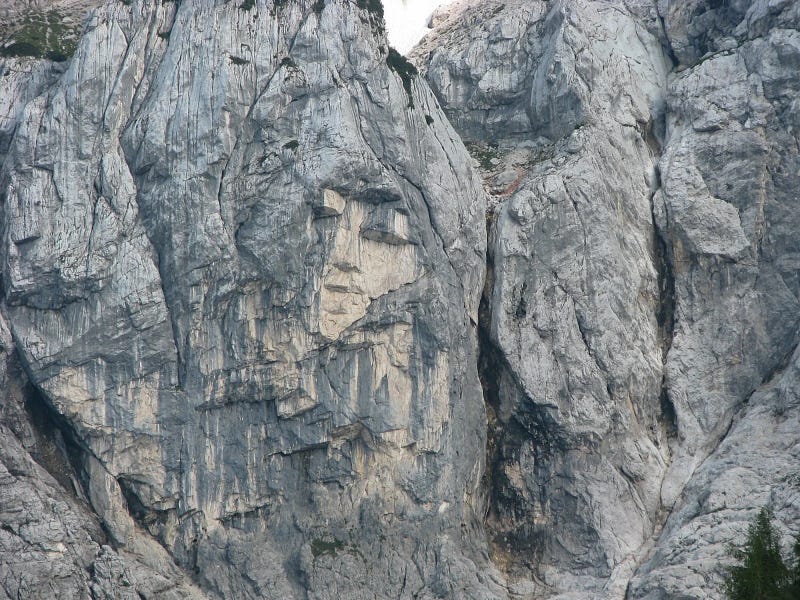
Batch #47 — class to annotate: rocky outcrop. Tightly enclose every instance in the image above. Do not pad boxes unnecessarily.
[417,0,800,597]
[630,1,800,597]
[0,313,209,600]
[417,1,672,595]
[0,0,99,62]
[0,0,497,598]
[1,0,799,598]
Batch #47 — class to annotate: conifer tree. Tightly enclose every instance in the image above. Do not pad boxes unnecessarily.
[784,535,800,600]
[724,508,790,600]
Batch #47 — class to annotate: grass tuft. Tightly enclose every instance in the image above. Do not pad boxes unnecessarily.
[311,538,344,558]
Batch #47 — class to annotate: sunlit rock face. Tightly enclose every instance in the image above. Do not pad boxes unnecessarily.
[0,0,497,597]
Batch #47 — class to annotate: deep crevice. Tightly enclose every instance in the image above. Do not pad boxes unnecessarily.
[655,4,679,69]
[117,477,151,523]
[652,166,678,438]
[477,207,500,513]
[476,208,509,557]
[476,208,554,577]
[1,338,109,545]
[11,363,109,547]
[22,380,92,501]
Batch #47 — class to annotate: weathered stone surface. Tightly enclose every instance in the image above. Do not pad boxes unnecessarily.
[1,0,799,598]
[628,345,800,599]
[0,0,495,598]
[0,0,100,64]
[418,0,800,597]
[630,1,800,596]
[0,58,60,167]
[0,314,208,600]
[418,0,673,594]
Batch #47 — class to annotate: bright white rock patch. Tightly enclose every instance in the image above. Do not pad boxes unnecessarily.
[383,0,455,54]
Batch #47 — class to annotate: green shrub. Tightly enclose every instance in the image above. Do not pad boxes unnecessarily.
[356,0,385,35]
[386,47,417,108]
[356,0,383,19]
[311,537,344,558]
[0,10,79,62]
[465,142,501,171]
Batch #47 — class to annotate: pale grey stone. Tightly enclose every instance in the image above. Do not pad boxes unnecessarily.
[1,0,799,598]
[0,0,497,598]
[419,0,800,598]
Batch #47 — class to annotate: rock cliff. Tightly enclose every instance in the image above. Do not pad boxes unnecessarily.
[417,0,800,597]
[1,0,495,597]
[0,0,798,599]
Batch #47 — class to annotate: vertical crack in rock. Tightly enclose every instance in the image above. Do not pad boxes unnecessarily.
[477,214,518,573]
[652,167,678,440]
[477,209,501,524]
[476,207,550,581]
[418,2,679,594]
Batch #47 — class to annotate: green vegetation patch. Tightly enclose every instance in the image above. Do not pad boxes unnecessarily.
[311,537,345,558]
[356,0,383,19]
[271,0,291,15]
[0,10,80,62]
[356,0,385,35]
[465,142,501,171]
[386,47,417,108]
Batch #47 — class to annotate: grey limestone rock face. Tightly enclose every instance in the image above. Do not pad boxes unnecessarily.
[418,0,800,597]
[631,1,800,596]
[418,0,673,595]
[2,0,800,598]
[0,0,101,64]
[0,57,63,166]
[0,0,497,598]
[0,313,209,600]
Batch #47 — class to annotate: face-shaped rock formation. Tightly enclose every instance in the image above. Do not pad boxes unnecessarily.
[1,1,496,597]
[1,0,799,598]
